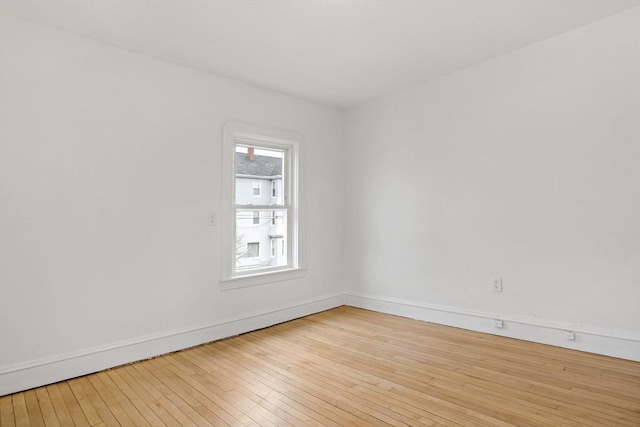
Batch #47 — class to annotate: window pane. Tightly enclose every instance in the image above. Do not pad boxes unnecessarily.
[236,209,288,272]
[235,145,284,206]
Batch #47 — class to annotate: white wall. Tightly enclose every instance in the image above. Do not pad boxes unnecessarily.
[344,8,639,350]
[0,14,345,393]
[2,7,639,394]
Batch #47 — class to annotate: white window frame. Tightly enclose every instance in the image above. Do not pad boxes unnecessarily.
[270,239,276,257]
[253,180,261,197]
[221,121,306,290]
[271,180,276,198]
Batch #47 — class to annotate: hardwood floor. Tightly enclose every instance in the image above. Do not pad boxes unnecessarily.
[1,306,639,426]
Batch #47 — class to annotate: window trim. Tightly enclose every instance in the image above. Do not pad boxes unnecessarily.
[221,121,306,290]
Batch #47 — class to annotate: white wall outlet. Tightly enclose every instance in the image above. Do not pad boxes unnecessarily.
[565,331,575,341]
[495,320,504,329]
[491,277,502,292]
[207,212,217,226]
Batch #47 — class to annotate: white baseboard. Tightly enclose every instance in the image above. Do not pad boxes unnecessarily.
[345,293,640,362]
[0,293,345,396]
[3,291,637,396]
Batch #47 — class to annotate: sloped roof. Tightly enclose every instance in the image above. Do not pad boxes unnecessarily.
[235,152,282,178]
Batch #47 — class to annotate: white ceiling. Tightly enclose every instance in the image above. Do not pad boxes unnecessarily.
[1,0,638,108]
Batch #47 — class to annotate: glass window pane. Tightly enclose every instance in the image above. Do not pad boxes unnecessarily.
[236,209,288,272]
[235,145,284,206]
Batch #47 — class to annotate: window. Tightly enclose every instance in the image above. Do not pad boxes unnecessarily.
[221,122,306,288]
[247,242,259,258]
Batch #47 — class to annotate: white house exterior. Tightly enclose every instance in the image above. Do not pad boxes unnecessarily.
[235,149,286,271]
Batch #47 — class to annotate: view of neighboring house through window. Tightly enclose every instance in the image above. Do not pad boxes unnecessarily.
[234,144,289,273]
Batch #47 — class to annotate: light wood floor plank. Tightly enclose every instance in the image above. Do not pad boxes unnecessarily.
[239,325,478,426]
[112,365,181,427]
[0,395,16,427]
[44,385,74,427]
[177,346,328,426]
[306,310,637,425]
[72,376,120,427]
[130,363,215,426]
[231,334,419,426]
[2,306,639,426]
[238,333,426,426]
[144,357,236,426]
[162,352,270,425]
[193,343,361,426]
[12,394,30,427]
[121,364,198,427]
[142,357,234,426]
[88,372,137,427]
[260,320,515,426]
[186,346,339,426]
[94,371,149,427]
[201,343,373,426]
[163,350,301,426]
[103,369,166,427]
[67,378,102,426]
[56,382,90,426]
[33,388,59,427]
[22,391,45,427]
[314,333,605,425]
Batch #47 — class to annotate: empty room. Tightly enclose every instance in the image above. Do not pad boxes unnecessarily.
[1,0,639,426]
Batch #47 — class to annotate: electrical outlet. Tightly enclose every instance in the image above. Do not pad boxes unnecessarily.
[491,277,502,292]
[207,212,217,226]
[495,320,504,329]
[565,331,575,341]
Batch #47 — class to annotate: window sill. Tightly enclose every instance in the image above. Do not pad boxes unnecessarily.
[220,268,306,291]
